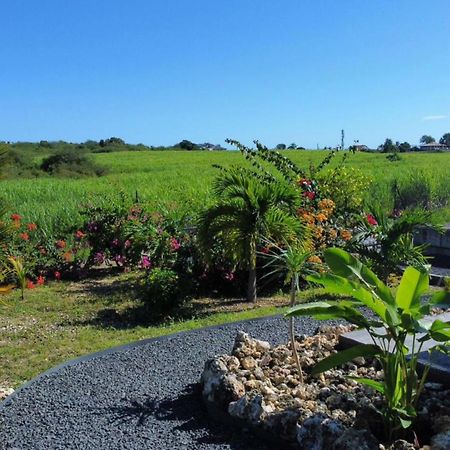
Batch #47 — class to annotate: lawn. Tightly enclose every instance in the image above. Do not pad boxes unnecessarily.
[0,272,288,390]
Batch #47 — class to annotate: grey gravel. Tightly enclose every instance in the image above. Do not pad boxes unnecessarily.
[0,315,340,449]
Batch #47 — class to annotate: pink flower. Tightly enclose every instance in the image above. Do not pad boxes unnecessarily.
[140,255,152,269]
[366,214,378,226]
[26,280,35,289]
[37,275,45,285]
[75,230,86,239]
[54,271,61,281]
[94,252,105,265]
[261,246,270,254]
[224,271,235,281]
[170,237,180,251]
[124,240,131,249]
[111,238,120,247]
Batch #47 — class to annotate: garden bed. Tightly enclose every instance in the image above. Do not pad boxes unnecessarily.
[201,327,450,450]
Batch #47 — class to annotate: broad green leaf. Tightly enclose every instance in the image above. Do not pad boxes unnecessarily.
[307,273,391,322]
[396,267,428,312]
[347,377,385,394]
[311,344,380,375]
[324,248,395,306]
[429,320,450,342]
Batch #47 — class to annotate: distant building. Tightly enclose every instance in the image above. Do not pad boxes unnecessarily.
[419,142,449,151]
[351,144,369,152]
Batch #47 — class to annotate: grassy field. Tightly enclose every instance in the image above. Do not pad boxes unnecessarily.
[5,150,450,232]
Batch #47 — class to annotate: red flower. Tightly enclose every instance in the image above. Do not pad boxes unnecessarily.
[261,246,270,254]
[37,275,45,285]
[366,214,378,226]
[56,240,66,249]
[303,191,316,201]
[170,237,180,251]
[26,280,35,289]
[74,230,85,239]
[20,232,29,241]
[27,223,37,231]
[10,214,22,221]
[54,271,61,280]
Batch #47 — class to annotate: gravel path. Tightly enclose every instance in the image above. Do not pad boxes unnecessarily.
[0,315,337,450]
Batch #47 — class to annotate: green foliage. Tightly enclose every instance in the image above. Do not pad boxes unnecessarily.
[317,166,372,213]
[386,153,402,162]
[142,267,190,311]
[286,248,450,441]
[439,133,450,147]
[40,151,107,177]
[420,135,435,144]
[351,207,436,280]
[198,167,304,301]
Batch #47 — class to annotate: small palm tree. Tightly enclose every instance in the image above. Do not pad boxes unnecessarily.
[261,239,316,382]
[198,168,303,302]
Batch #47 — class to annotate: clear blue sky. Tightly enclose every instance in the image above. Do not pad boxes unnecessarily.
[1,0,449,148]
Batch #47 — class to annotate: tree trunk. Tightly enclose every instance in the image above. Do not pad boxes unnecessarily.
[247,265,257,302]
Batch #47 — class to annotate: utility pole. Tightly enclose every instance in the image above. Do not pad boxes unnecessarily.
[341,129,345,151]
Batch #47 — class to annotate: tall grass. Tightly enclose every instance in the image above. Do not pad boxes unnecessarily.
[7,150,450,235]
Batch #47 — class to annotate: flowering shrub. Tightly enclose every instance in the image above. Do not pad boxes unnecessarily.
[142,268,191,311]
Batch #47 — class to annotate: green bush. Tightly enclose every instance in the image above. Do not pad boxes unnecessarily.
[40,152,107,177]
[143,268,190,311]
[318,166,372,213]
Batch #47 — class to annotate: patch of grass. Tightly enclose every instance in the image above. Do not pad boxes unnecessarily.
[0,274,283,388]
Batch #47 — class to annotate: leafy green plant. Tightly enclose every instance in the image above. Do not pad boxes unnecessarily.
[198,167,303,302]
[317,166,372,213]
[143,267,190,311]
[286,248,450,442]
[351,207,438,280]
[261,239,316,382]
[6,256,27,300]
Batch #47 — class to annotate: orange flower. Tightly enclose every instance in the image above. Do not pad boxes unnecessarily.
[56,240,66,249]
[318,198,335,212]
[27,223,37,231]
[20,232,29,241]
[314,226,324,238]
[315,212,328,223]
[340,229,352,241]
[62,251,73,262]
[301,212,315,226]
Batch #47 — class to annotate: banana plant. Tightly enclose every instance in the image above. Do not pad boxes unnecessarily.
[286,248,450,442]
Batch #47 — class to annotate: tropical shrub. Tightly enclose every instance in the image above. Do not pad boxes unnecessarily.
[350,207,437,280]
[287,248,450,442]
[142,267,190,311]
[198,167,304,302]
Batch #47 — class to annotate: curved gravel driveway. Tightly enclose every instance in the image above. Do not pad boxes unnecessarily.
[0,315,336,450]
